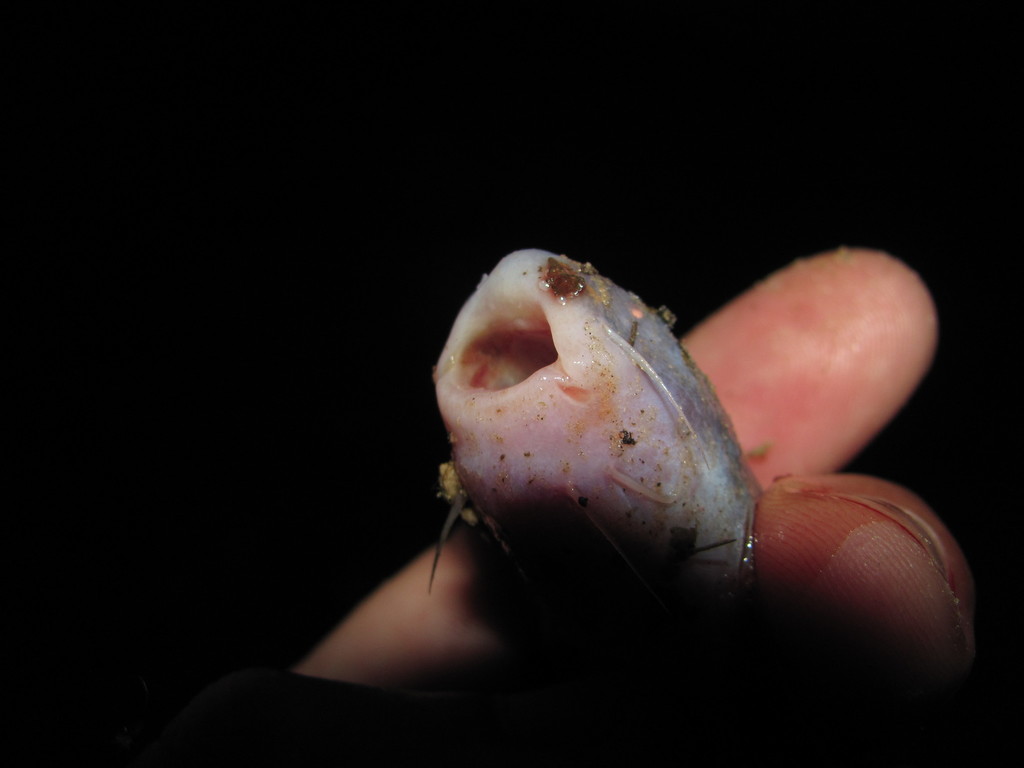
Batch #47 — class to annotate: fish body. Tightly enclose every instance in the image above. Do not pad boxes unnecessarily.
[435,250,758,631]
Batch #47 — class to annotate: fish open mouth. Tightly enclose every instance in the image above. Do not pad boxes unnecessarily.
[460,322,558,391]
[452,305,593,405]
[441,257,601,402]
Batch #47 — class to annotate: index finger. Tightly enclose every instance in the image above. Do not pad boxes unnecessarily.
[684,248,937,486]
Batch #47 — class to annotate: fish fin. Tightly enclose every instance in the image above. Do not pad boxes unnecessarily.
[580,505,670,615]
[604,324,710,470]
[429,491,467,593]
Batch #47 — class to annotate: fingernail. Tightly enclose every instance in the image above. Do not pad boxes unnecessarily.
[828,491,975,667]
[831,493,953,594]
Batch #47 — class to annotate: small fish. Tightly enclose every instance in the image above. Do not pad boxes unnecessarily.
[434,250,758,632]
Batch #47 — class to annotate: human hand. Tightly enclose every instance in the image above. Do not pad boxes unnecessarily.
[292,248,973,758]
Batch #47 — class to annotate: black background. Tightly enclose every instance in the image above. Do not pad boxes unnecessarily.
[11,6,1018,766]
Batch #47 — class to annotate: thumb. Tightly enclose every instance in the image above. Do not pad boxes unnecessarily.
[754,473,975,698]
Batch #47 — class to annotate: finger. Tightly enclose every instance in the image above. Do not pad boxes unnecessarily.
[683,248,937,486]
[754,473,975,697]
[293,526,532,688]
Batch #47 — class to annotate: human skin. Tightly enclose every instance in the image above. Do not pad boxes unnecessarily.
[294,248,974,701]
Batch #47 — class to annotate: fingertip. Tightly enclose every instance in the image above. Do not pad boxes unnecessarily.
[754,475,974,699]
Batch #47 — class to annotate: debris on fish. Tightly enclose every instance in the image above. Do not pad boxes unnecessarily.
[434,250,758,632]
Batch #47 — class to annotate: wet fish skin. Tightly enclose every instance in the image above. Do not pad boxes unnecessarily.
[434,249,758,630]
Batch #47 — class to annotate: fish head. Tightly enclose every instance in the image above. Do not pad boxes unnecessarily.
[435,249,757,634]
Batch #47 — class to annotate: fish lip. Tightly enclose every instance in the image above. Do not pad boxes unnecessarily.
[436,249,593,396]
